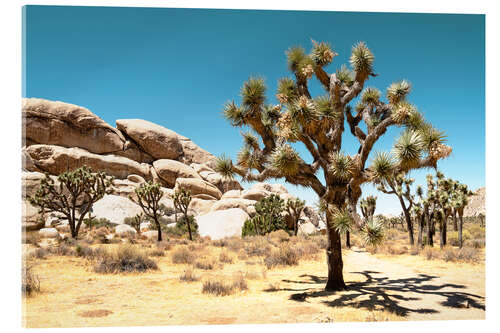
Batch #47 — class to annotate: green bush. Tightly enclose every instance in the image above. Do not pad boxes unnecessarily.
[242,194,288,237]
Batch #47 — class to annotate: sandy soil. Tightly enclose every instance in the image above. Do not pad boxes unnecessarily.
[22,246,485,327]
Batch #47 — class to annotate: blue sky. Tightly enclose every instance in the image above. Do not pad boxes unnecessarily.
[23,6,485,214]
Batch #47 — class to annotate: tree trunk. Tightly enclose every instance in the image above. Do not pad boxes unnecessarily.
[185,213,193,241]
[426,213,433,247]
[325,209,346,291]
[398,196,414,245]
[439,219,445,249]
[417,214,424,247]
[452,212,458,231]
[346,231,351,248]
[443,216,447,246]
[155,218,162,242]
[458,214,464,249]
[294,218,298,236]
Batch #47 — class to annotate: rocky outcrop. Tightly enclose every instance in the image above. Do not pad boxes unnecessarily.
[209,198,257,217]
[174,178,222,200]
[92,194,143,224]
[115,224,137,236]
[39,227,60,238]
[23,98,126,154]
[116,119,184,160]
[153,159,201,188]
[25,144,151,180]
[464,187,485,217]
[177,134,217,168]
[196,208,249,240]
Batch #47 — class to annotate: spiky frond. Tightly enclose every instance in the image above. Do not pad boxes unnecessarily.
[336,65,355,86]
[289,95,319,123]
[311,40,337,67]
[215,154,235,179]
[314,95,337,120]
[329,151,354,182]
[241,131,260,150]
[405,108,425,130]
[419,124,447,149]
[391,101,416,124]
[268,145,301,176]
[298,56,315,79]
[361,87,381,106]
[286,46,307,72]
[223,101,245,127]
[349,42,375,79]
[237,146,251,167]
[387,80,411,104]
[361,219,384,247]
[369,151,395,180]
[276,77,298,104]
[241,77,266,111]
[393,130,425,168]
[276,111,300,142]
[366,114,382,128]
[329,207,352,234]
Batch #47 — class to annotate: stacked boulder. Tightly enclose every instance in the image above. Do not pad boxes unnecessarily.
[22,98,321,238]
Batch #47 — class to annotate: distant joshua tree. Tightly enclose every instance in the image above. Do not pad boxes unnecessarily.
[286,198,306,236]
[171,187,194,241]
[129,181,165,241]
[29,166,114,239]
[216,40,451,290]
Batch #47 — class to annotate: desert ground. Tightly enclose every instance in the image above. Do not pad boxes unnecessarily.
[22,223,485,328]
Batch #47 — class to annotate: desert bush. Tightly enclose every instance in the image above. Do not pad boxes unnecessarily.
[75,244,106,260]
[422,246,439,260]
[244,236,273,257]
[237,249,248,260]
[188,243,205,252]
[48,244,75,256]
[466,238,485,249]
[202,275,248,296]
[264,244,299,269]
[31,248,49,259]
[219,251,234,264]
[294,241,321,259]
[179,267,199,282]
[171,246,196,264]
[448,230,472,247]
[457,247,480,263]
[156,241,173,251]
[468,224,485,239]
[194,257,217,270]
[149,249,165,257]
[269,230,290,242]
[22,264,40,296]
[94,245,157,273]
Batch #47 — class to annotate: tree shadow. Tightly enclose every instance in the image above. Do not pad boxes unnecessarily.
[282,271,485,317]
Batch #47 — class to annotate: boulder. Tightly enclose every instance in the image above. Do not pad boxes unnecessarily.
[302,206,320,227]
[196,208,249,240]
[22,171,55,198]
[241,188,270,201]
[25,144,151,180]
[115,224,137,236]
[190,163,215,174]
[199,171,243,193]
[127,174,146,184]
[141,230,159,240]
[221,190,242,199]
[110,179,139,198]
[140,222,152,232]
[177,134,217,168]
[189,198,216,215]
[174,178,222,200]
[39,227,60,238]
[298,221,318,235]
[152,159,201,188]
[22,200,44,231]
[23,98,125,154]
[111,140,154,164]
[116,119,183,160]
[209,198,256,216]
[92,195,143,225]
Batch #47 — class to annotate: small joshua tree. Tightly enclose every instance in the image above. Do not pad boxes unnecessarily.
[373,168,419,245]
[28,166,114,239]
[171,187,194,241]
[216,40,451,290]
[124,213,144,234]
[129,181,165,241]
[242,194,286,236]
[360,195,377,221]
[286,198,306,236]
[449,181,473,248]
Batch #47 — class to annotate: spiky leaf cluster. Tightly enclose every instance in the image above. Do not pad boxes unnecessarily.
[329,151,354,182]
[387,80,411,104]
[392,130,425,168]
[268,144,301,176]
[215,154,235,179]
[350,42,375,80]
[329,207,353,234]
[311,40,337,67]
[361,218,384,246]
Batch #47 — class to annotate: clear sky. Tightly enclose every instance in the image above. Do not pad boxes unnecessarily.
[23,6,485,215]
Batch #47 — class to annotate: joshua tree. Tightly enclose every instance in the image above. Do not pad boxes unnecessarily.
[243,194,286,236]
[216,40,451,290]
[124,213,144,234]
[171,187,194,240]
[410,185,427,247]
[477,212,485,227]
[449,181,473,248]
[29,166,114,239]
[129,181,165,241]
[286,198,306,236]
[360,195,377,221]
[373,170,419,245]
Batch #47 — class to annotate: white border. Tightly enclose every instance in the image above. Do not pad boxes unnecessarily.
[2,0,498,332]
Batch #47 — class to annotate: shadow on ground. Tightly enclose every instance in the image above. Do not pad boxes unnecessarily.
[266,271,485,317]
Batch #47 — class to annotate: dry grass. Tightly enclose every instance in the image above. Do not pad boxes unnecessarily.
[264,244,299,269]
[171,246,196,264]
[22,264,40,296]
[202,274,248,296]
[179,267,199,282]
[94,245,158,273]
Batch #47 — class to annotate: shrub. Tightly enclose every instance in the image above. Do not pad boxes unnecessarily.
[202,275,248,296]
[149,249,165,257]
[422,246,439,260]
[156,241,173,251]
[179,268,199,282]
[219,251,234,264]
[194,258,217,270]
[75,244,106,260]
[94,245,157,273]
[22,232,41,246]
[31,248,49,259]
[244,237,273,257]
[264,244,299,269]
[22,264,40,296]
[171,247,195,264]
[242,194,287,236]
[294,241,320,259]
[456,247,480,263]
[448,230,472,246]
[48,244,75,256]
[269,230,290,242]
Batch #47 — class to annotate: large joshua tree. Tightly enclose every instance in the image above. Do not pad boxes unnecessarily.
[216,40,451,290]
